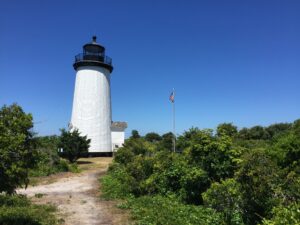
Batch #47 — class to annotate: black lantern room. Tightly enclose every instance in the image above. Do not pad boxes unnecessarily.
[73,36,113,72]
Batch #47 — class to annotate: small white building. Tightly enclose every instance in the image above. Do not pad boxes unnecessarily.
[111,121,127,151]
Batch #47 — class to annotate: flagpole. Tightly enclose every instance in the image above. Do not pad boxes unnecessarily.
[172,88,176,152]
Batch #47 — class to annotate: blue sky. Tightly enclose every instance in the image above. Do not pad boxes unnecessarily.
[1,0,299,137]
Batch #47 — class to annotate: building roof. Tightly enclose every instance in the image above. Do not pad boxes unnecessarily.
[111,121,128,129]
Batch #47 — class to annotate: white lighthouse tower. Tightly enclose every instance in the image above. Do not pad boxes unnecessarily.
[70,36,113,153]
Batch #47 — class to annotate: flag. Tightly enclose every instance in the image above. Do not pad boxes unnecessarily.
[169,90,175,103]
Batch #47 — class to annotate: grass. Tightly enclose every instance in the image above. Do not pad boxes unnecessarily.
[77,157,113,171]
[34,193,46,198]
[28,157,111,186]
[0,195,59,225]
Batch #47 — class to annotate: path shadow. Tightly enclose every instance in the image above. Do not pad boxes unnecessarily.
[77,161,93,165]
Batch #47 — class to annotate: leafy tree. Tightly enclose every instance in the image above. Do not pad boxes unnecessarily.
[144,132,162,143]
[131,130,141,139]
[0,103,35,194]
[58,129,90,163]
[265,123,291,140]
[237,128,251,140]
[249,126,270,139]
[160,132,174,151]
[217,123,238,138]
[238,126,269,140]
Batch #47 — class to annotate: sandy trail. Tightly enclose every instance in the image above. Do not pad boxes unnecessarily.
[18,158,129,225]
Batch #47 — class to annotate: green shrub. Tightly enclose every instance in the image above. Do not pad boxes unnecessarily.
[29,157,79,177]
[125,155,155,196]
[180,128,239,182]
[261,203,300,225]
[203,178,245,225]
[64,160,80,173]
[0,195,29,207]
[100,164,135,199]
[141,151,184,195]
[179,166,209,204]
[126,195,225,225]
[0,195,57,225]
[58,129,90,163]
[116,138,155,161]
[102,123,300,225]
[236,149,282,225]
[0,104,36,194]
[114,146,135,165]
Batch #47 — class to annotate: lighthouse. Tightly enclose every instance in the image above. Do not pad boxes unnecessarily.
[70,36,113,153]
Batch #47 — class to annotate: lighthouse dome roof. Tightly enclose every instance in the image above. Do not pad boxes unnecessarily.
[83,36,105,53]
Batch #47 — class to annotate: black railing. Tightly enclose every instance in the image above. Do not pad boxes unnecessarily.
[74,53,112,65]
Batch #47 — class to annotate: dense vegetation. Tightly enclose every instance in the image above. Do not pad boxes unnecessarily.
[101,121,300,225]
[0,103,90,224]
[0,195,58,225]
[29,134,79,177]
[58,129,90,163]
[0,104,35,194]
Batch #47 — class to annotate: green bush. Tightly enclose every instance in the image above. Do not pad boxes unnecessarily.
[102,122,300,225]
[114,146,135,165]
[100,164,135,199]
[125,195,224,225]
[29,135,80,177]
[58,129,90,163]
[114,147,211,204]
[262,203,300,225]
[0,104,36,194]
[203,178,245,225]
[125,155,155,196]
[236,149,282,225]
[0,195,29,207]
[141,151,185,195]
[179,166,209,204]
[0,195,58,225]
[270,129,300,171]
[180,128,239,182]
[29,156,79,177]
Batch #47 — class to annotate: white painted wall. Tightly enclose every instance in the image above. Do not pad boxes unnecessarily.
[111,129,125,151]
[71,66,112,152]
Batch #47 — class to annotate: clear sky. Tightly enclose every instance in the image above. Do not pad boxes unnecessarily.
[1,0,299,137]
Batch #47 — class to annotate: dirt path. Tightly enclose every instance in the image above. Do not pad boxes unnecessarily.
[18,158,129,225]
